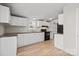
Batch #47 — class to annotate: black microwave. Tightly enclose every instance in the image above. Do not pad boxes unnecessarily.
[41,29,47,32]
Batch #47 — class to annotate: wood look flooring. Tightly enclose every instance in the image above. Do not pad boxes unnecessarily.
[17,40,71,56]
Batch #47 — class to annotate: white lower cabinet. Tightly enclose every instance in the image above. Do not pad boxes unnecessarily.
[17,33,44,47]
[54,34,63,50]
[0,36,17,56]
[58,14,64,25]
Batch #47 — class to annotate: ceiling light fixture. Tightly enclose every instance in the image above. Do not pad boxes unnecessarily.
[49,18,53,20]
[33,17,36,20]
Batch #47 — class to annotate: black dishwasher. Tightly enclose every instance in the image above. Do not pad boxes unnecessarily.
[44,32,50,41]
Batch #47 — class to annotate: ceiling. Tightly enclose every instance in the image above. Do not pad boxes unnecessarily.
[1,3,79,21]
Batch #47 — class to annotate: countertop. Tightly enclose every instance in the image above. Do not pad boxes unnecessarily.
[0,32,43,37]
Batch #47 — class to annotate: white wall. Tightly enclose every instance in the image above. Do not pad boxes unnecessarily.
[0,24,4,36]
[4,21,48,34]
[76,8,79,55]
[48,20,57,33]
[5,18,30,33]
[5,26,28,33]
[63,6,77,55]
[48,21,53,31]
[48,19,57,39]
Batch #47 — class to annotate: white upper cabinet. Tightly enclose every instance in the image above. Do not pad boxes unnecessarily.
[0,5,10,23]
[39,21,49,26]
[48,19,57,33]
[0,24,4,36]
[58,14,64,25]
[42,21,49,26]
[9,16,27,26]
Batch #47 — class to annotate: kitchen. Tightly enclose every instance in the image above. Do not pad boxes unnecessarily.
[0,3,79,56]
[0,4,57,56]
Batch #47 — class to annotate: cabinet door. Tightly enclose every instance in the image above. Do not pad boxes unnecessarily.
[17,33,44,47]
[17,34,25,47]
[9,16,27,26]
[58,14,64,25]
[54,34,63,49]
[0,5,10,23]
[0,37,17,56]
